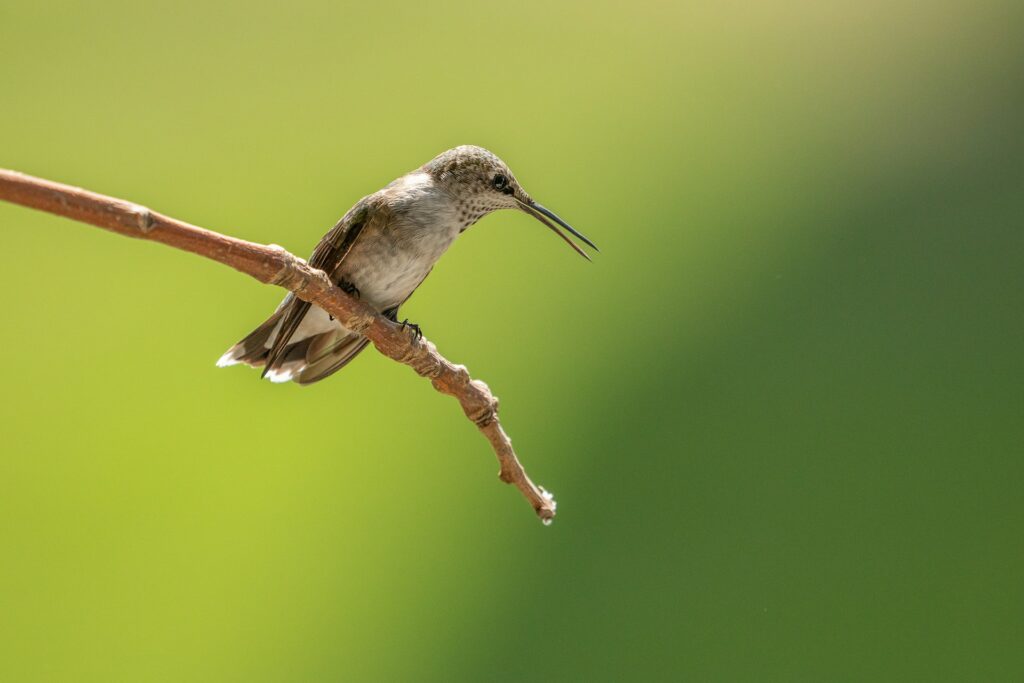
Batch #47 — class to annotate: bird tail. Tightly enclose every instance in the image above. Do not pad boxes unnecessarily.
[216,305,370,385]
[216,311,282,369]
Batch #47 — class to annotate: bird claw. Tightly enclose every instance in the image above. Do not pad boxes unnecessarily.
[400,319,423,341]
[381,308,422,340]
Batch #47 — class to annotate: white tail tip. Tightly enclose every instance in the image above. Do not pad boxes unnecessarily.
[264,366,296,383]
[216,347,242,368]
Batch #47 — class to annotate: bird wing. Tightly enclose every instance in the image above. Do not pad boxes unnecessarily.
[261,199,374,378]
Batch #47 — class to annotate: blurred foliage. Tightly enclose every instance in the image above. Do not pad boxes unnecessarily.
[1,0,1022,680]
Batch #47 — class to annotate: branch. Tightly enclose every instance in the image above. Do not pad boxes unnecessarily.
[0,168,556,524]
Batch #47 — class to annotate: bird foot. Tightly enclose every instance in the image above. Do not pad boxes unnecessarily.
[381,308,422,340]
[338,279,360,298]
[400,319,423,341]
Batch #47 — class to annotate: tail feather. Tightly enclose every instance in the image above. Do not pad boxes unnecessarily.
[216,311,283,368]
[294,332,370,385]
[217,305,370,384]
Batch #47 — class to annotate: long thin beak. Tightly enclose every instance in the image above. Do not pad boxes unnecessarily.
[516,198,598,261]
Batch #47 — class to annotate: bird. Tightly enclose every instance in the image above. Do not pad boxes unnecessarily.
[216,145,598,385]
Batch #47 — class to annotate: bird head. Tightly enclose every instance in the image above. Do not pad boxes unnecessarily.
[422,145,598,260]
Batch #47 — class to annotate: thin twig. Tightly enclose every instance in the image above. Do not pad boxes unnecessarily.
[0,168,557,523]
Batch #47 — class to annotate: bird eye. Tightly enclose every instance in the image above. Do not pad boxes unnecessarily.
[492,174,508,191]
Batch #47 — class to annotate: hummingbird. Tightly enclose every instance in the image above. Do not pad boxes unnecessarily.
[217,145,598,384]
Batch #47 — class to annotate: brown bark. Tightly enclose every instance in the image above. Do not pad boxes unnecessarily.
[0,168,556,523]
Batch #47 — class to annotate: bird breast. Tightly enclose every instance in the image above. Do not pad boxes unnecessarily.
[339,179,465,311]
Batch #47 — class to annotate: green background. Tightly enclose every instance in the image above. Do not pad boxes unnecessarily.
[2,1,1022,680]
